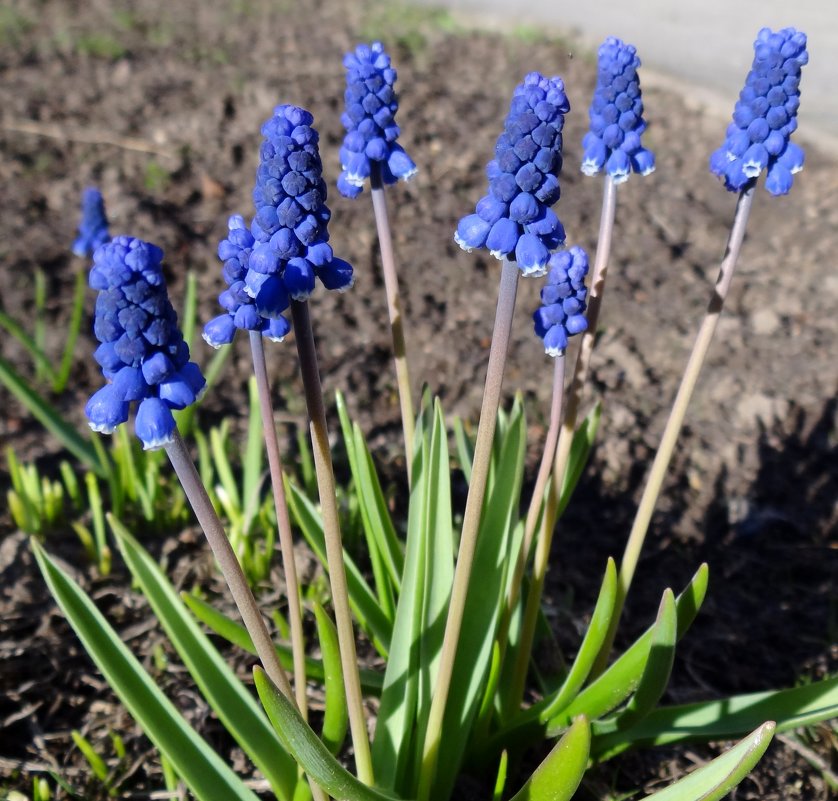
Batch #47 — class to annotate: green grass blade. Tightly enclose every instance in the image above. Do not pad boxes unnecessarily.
[0,355,102,475]
[181,592,383,695]
[538,558,617,722]
[54,270,87,393]
[110,518,299,801]
[550,564,708,730]
[593,676,838,760]
[71,730,109,782]
[210,423,242,513]
[286,479,392,656]
[508,716,590,801]
[34,268,48,383]
[180,272,198,349]
[254,668,403,801]
[313,602,349,756]
[31,540,261,801]
[638,722,775,801]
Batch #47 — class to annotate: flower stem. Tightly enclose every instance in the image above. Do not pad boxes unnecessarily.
[370,163,415,484]
[507,176,617,711]
[166,430,292,695]
[166,430,328,801]
[417,258,519,801]
[594,181,757,675]
[249,330,308,719]
[290,299,374,786]
[499,352,565,719]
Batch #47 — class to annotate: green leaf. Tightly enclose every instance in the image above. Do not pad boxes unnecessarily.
[593,675,838,760]
[54,269,87,393]
[110,519,299,801]
[254,667,403,801]
[638,722,775,801]
[435,398,527,797]
[71,730,109,782]
[508,716,590,801]
[0,310,55,382]
[591,589,677,737]
[0,355,102,475]
[180,271,198,350]
[313,602,349,756]
[32,540,261,801]
[372,399,454,792]
[538,558,618,722]
[286,479,391,656]
[551,563,708,730]
[181,592,384,695]
[242,377,264,534]
[452,417,474,484]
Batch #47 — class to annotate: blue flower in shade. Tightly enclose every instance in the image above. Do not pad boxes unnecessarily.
[710,27,807,196]
[86,236,205,450]
[337,42,417,198]
[72,188,110,257]
[533,246,589,356]
[581,38,654,182]
[455,72,569,277]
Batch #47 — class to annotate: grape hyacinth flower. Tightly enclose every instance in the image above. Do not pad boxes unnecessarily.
[85,236,205,450]
[337,41,417,198]
[72,188,110,258]
[710,27,807,196]
[533,246,590,356]
[455,72,570,277]
[581,37,654,182]
[202,214,293,348]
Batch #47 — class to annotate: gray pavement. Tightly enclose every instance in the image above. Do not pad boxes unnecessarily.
[417,0,837,154]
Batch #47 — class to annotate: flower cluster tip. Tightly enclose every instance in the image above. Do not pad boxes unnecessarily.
[533,246,590,355]
[710,27,807,196]
[455,72,570,277]
[86,236,205,450]
[338,41,416,197]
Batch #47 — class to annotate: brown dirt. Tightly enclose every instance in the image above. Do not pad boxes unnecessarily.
[0,0,836,798]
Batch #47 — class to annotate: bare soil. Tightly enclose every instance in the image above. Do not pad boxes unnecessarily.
[0,0,836,798]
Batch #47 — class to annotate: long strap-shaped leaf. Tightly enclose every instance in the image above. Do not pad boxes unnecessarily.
[181,591,384,695]
[549,563,708,731]
[110,520,299,801]
[593,675,838,760]
[255,667,405,801]
[286,478,392,655]
[433,399,527,798]
[591,588,677,738]
[508,716,590,801]
[0,356,103,475]
[32,541,260,801]
[639,722,775,801]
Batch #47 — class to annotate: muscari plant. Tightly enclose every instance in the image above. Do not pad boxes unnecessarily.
[29,28,838,801]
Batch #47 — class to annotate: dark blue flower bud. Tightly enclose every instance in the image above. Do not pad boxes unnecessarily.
[87,236,204,449]
[455,72,569,276]
[338,42,416,197]
[533,246,590,356]
[581,39,653,182]
[72,188,110,258]
[710,27,807,195]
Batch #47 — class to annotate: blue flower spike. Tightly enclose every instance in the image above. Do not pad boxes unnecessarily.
[582,38,654,183]
[455,72,570,277]
[710,27,807,196]
[86,236,205,450]
[533,246,590,356]
[338,41,417,197]
[72,188,110,258]
[205,105,353,348]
